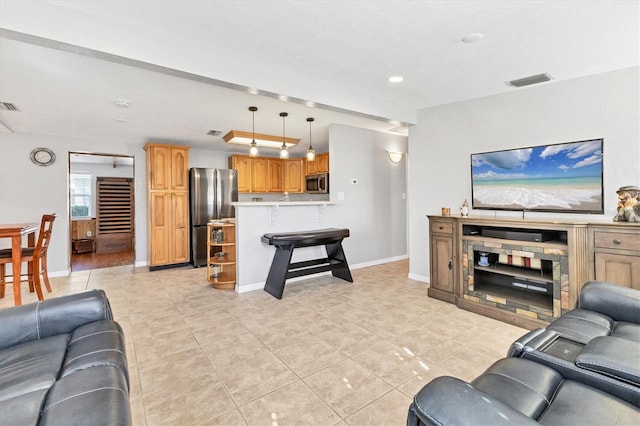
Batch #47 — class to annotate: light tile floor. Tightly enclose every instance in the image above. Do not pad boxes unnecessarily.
[1,260,528,425]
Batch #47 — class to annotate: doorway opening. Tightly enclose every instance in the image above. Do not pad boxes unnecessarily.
[68,152,135,272]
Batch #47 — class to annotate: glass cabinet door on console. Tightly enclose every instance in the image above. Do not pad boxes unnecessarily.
[428,216,457,303]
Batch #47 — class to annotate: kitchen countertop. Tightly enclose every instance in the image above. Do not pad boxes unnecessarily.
[233,201,336,206]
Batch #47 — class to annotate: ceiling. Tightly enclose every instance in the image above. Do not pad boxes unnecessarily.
[0,1,638,155]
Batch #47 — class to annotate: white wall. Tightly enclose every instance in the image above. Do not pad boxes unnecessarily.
[0,126,407,277]
[0,134,231,274]
[234,124,408,291]
[329,124,408,261]
[408,67,640,282]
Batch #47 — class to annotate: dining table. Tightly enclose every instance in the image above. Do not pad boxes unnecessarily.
[0,222,38,305]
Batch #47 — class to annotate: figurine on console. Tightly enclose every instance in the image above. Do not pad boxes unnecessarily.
[460,199,469,217]
[613,185,640,223]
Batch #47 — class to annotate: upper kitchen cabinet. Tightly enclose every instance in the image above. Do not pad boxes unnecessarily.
[267,159,285,192]
[305,152,329,175]
[285,159,305,193]
[251,157,269,192]
[229,154,308,193]
[229,155,251,192]
[146,143,189,191]
[316,152,329,173]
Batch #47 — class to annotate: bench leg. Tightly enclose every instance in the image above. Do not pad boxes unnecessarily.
[326,241,353,282]
[264,245,294,299]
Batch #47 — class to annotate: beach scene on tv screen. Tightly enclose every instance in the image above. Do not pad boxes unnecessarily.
[472,139,603,212]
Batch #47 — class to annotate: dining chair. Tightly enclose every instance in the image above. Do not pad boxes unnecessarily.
[0,213,56,301]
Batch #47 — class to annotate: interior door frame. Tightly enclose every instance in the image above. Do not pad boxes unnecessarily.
[67,151,135,271]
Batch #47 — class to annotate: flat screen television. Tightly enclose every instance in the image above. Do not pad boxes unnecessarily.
[471,138,604,214]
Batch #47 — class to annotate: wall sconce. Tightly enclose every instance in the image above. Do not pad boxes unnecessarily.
[387,151,404,163]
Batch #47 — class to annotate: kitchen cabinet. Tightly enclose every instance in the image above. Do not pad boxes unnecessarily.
[285,159,304,193]
[427,216,457,303]
[145,143,190,269]
[229,155,251,192]
[147,144,188,191]
[305,152,329,175]
[316,152,329,173]
[207,221,236,289]
[251,157,268,192]
[229,155,309,193]
[267,159,285,192]
[588,223,640,289]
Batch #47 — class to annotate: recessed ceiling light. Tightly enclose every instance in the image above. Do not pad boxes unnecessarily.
[462,33,484,43]
[115,118,128,123]
[247,87,259,95]
[114,100,130,108]
[388,76,404,83]
[278,95,289,102]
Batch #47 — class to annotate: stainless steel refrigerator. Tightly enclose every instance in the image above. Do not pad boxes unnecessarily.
[189,168,238,267]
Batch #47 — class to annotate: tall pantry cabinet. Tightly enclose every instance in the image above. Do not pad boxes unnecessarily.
[144,143,190,269]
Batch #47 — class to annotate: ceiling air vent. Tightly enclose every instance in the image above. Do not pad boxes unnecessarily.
[508,73,552,88]
[207,130,222,136]
[0,102,20,111]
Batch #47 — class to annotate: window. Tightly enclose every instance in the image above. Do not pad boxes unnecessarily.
[70,174,92,218]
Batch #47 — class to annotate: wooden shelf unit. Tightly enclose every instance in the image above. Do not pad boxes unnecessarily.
[207,222,236,289]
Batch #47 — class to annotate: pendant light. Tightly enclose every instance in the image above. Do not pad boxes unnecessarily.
[279,112,289,159]
[306,117,315,161]
[248,106,259,157]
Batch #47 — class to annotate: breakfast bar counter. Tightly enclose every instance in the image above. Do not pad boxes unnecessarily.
[232,201,344,293]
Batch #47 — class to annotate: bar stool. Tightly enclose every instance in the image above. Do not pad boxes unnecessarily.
[0,214,56,302]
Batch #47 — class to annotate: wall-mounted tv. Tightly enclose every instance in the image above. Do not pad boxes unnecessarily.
[471,138,604,214]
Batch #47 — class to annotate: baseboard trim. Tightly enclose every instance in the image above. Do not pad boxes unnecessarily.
[408,272,429,283]
[236,255,409,293]
[350,254,408,270]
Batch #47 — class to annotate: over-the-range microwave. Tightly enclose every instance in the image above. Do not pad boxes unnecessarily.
[306,173,329,193]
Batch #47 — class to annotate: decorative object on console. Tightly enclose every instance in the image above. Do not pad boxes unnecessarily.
[460,198,469,216]
[613,185,640,223]
[471,138,604,214]
[441,207,450,216]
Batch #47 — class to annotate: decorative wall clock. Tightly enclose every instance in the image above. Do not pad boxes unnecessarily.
[30,147,56,166]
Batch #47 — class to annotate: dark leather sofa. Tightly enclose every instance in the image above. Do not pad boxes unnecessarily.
[0,290,131,425]
[408,281,640,425]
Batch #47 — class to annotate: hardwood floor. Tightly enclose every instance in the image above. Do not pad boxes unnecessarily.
[71,249,134,272]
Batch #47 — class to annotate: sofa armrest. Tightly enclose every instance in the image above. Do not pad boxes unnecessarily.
[408,376,537,426]
[578,281,640,324]
[507,328,548,357]
[0,290,113,350]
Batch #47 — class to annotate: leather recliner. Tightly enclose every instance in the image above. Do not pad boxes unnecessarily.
[408,357,639,425]
[408,281,640,425]
[0,290,131,425]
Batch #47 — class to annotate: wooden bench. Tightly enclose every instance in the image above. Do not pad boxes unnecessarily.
[261,228,353,299]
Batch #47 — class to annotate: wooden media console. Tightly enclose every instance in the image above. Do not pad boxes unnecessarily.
[427,215,638,329]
